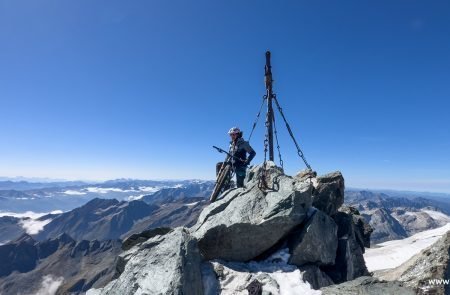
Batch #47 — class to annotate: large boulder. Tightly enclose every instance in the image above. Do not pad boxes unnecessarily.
[323,209,370,283]
[88,227,203,295]
[191,162,313,261]
[306,171,344,216]
[288,209,338,266]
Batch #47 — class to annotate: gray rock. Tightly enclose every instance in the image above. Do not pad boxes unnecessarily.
[340,206,373,249]
[90,227,203,295]
[376,231,450,295]
[320,276,415,295]
[121,227,172,251]
[323,210,370,283]
[288,209,338,266]
[298,264,334,289]
[294,169,317,180]
[309,171,344,216]
[192,162,313,261]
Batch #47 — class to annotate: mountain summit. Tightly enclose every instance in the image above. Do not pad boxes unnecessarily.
[86,162,405,294]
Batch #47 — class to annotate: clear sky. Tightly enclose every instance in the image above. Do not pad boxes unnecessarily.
[1,1,449,192]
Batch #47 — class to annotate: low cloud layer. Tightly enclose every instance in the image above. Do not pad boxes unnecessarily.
[19,218,52,235]
[34,275,64,295]
[63,190,87,195]
[0,211,62,235]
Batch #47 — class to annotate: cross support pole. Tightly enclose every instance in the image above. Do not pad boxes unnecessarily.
[265,51,275,161]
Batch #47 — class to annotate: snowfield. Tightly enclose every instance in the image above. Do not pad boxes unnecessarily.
[364,223,450,272]
[421,209,450,223]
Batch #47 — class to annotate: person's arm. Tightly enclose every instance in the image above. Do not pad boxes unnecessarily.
[243,142,256,164]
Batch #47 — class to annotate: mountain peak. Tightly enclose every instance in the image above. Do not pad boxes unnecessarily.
[89,163,380,294]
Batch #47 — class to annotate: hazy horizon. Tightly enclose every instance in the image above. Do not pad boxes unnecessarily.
[1,1,449,193]
[2,174,450,195]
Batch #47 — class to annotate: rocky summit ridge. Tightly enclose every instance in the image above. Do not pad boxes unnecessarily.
[87,162,414,294]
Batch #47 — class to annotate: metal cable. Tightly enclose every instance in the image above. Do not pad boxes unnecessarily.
[272,115,284,170]
[273,95,312,170]
[248,96,267,142]
[259,106,270,190]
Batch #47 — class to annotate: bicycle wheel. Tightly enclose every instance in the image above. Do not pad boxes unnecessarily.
[210,164,231,202]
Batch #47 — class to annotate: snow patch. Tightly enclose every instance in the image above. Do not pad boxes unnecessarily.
[209,248,321,294]
[272,271,318,295]
[364,223,450,271]
[185,201,199,206]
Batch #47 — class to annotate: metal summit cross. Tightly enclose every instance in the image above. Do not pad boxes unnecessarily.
[210,51,312,201]
[247,51,312,188]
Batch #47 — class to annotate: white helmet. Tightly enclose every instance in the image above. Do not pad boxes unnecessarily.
[228,127,241,135]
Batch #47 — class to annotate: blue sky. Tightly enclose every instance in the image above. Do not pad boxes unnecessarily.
[1,1,449,192]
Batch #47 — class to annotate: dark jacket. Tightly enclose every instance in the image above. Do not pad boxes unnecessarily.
[229,138,256,169]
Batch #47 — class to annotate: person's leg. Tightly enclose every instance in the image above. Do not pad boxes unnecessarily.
[235,168,246,188]
[236,175,244,188]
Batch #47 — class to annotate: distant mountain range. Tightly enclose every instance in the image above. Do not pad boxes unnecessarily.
[2,179,450,246]
[34,199,159,241]
[0,182,212,245]
[0,179,214,212]
[345,190,450,244]
[0,180,90,190]
[0,181,213,295]
[1,178,450,294]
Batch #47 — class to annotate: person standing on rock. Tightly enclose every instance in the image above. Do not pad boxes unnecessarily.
[228,127,256,188]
